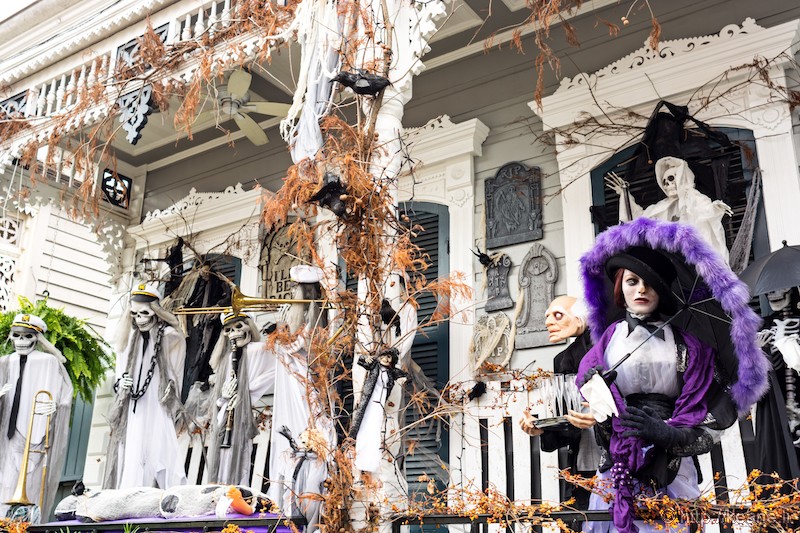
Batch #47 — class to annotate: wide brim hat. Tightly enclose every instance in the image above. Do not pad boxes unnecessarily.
[11,313,47,334]
[605,246,678,314]
[131,282,163,302]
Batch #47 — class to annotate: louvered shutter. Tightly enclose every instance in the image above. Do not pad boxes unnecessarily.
[400,202,450,497]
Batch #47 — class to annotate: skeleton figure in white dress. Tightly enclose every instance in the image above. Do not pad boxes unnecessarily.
[606,156,732,263]
[0,314,72,521]
[103,283,188,489]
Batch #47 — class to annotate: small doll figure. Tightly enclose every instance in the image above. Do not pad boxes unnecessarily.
[349,347,408,474]
[280,427,328,533]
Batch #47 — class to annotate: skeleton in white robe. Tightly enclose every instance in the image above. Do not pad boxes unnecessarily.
[206,313,277,485]
[103,284,187,489]
[0,314,72,520]
[607,156,732,263]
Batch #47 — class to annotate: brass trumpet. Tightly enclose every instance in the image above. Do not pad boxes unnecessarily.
[6,390,54,508]
[174,286,331,315]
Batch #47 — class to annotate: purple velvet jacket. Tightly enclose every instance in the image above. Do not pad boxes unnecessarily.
[577,320,715,533]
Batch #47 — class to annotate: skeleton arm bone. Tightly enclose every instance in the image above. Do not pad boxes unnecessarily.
[605,172,643,222]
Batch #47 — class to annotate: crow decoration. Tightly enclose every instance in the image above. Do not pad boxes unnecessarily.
[278,425,299,452]
[380,298,402,336]
[333,69,391,96]
[471,246,492,267]
[71,480,86,496]
[467,381,487,401]
[309,177,348,218]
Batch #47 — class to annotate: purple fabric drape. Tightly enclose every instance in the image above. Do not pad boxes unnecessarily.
[577,321,715,533]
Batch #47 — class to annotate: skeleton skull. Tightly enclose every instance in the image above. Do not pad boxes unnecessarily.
[768,288,792,313]
[9,330,37,356]
[130,301,157,332]
[660,166,679,198]
[223,319,252,348]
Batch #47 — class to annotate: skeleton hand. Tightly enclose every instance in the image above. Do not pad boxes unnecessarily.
[0,383,11,398]
[226,392,239,411]
[713,200,734,217]
[116,374,133,395]
[604,172,629,197]
[161,382,173,404]
[34,398,57,416]
[757,329,775,348]
[221,373,238,399]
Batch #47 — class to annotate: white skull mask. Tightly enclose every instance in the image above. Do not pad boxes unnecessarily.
[768,288,792,313]
[130,301,157,332]
[223,320,251,348]
[10,330,37,356]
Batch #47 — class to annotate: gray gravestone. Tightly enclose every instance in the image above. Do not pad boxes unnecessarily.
[515,243,558,349]
[485,162,543,249]
[485,254,514,312]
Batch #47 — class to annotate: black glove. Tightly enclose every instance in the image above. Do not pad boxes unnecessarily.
[581,365,617,387]
[620,406,693,449]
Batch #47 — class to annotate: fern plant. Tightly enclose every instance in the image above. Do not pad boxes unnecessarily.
[0,296,114,401]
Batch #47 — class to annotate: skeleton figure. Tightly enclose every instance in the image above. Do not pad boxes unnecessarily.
[103,283,187,489]
[758,288,800,443]
[205,312,276,485]
[0,314,72,520]
[606,156,732,263]
[268,265,336,511]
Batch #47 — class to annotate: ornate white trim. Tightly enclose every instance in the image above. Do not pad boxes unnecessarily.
[532,18,800,131]
[558,18,763,92]
[130,183,263,249]
[0,0,174,86]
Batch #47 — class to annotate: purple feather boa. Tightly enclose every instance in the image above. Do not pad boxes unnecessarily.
[579,217,768,412]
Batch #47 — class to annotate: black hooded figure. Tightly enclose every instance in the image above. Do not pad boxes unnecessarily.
[182,262,231,401]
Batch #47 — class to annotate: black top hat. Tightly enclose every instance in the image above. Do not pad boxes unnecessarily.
[605,246,678,315]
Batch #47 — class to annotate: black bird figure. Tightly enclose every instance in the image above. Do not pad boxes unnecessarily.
[380,298,402,336]
[467,381,487,401]
[71,480,86,496]
[333,69,391,96]
[278,425,299,452]
[309,177,348,218]
[471,246,492,267]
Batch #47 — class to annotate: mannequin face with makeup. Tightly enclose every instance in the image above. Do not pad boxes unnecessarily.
[621,270,660,315]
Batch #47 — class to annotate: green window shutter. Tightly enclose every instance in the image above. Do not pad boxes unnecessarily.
[399,202,450,498]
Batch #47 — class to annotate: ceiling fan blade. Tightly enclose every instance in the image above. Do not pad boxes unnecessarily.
[234,112,269,146]
[241,101,292,117]
[227,69,252,100]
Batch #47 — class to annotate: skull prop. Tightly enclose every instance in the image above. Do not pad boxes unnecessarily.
[223,319,252,348]
[768,288,792,313]
[9,329,37,356]
[130,301,157,332]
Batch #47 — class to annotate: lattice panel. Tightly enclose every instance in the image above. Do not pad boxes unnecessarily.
[0,255,15,311]
[0,217,19,245]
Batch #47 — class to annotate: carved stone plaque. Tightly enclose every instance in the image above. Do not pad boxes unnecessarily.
[515,243,558,349]
[485,254,513,312]
[485,162,543,249]
[260,225,305,300]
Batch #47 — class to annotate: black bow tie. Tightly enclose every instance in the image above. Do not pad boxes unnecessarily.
[625,313,665,340]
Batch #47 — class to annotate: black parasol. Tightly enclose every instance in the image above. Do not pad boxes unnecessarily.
[738,240,800,296]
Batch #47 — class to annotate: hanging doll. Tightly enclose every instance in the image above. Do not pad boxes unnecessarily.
[349,347,408,474]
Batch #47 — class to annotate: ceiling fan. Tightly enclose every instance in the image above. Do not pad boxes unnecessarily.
[209,69,291,146]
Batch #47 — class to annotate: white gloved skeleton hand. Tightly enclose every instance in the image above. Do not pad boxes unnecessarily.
[221,373,238,399]
[34,398,57,416]
[116,374,133,395]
